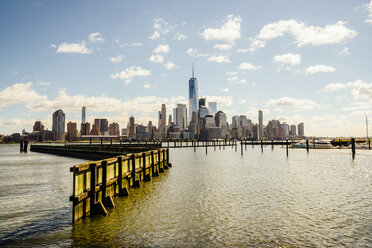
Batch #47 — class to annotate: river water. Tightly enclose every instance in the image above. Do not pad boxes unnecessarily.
[0,143,371,247]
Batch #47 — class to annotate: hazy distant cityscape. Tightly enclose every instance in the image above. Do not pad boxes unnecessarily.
[1,71,304,143]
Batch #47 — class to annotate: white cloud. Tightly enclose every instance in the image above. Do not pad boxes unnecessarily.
[222,88,230,92]
[208,55,231,63]
[226,71,238,76]
[205,95,233,107]
[109,54,124,63]
[237,48,250,53]
[153,44,170,54]
[240,79,247,84]
[164,61,176,70]
[273,53,301,66]
[120,42,143,47]
[305,64,336,74]
[144,83,151,88]
[227,76,238,82]
[176,34,187,40]
[0,82,47,109]
[38,81,51,86]
[249,39,267,52]
[249,19,356,51]
[238,62,261,70]
[214,44,233,50]
[56,41,92,54]
[50,44,57,48]
[148,18,170,40]
[340,47,350,56]
[365,1,372,24]
[88,32,104,43]
[149,31,161,40]
[186,48,209,57]
[148,54,164,63]
[202,15,242,42]
[322,80,368,92]
[110,66,151,83]
[267,96,321,110]
[351,83,372,101]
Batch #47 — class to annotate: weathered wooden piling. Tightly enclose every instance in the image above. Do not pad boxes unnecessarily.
[271,140,274,151]
[286,139,289,157]
[306,139,309,153]
[241,141,243,155]
[20,140,23,152]
[23,140,28,152]
[260,140,263,153]
[70,148,170,223]
[351,138,356,160]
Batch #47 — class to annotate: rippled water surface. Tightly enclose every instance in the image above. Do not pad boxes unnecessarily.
[0,144,371,247]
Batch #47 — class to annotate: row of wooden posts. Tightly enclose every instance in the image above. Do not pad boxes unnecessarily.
[70,148,171,223]
[19,140,28,152]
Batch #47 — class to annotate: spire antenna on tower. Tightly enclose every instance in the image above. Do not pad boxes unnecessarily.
[192,63,194,78]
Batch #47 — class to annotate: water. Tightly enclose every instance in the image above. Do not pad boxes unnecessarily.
[0,144,371,247]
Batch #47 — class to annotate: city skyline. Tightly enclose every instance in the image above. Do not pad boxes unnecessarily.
[1,0,372,136]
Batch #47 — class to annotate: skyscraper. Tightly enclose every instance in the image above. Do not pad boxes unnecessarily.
[208,102,217,115]
[198,97,206,108]
[128,116,135,139]
[173,104,187,129]
[158,104,167,132]
[189,65,198,123]
[52,109,65,141]
[298,122,304,136]
[82,107,86,124]
[258,110,263,140]
[66,121,77,141]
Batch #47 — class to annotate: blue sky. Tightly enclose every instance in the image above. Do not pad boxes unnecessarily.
[1,0,372,136]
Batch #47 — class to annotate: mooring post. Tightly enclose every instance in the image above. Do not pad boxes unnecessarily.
[206,144,208,154]
[245,140,247,150]
[214,140,216,151]
[351,138,356,160]
[252,140,254,149]
[117,156,128,196]
[271,140,274,151]
[369,138,371,150]
[131,154,139,187]
[194,140,196,152]
[241,140,243,155]
[143,152,151,181]
[20,140,23,152]
[235,140,237,152]
[89,162,97,210]
[23,140,28,152]
[306,139,309,153]
[101,161,107,197]
[261,140,263,153]
[286,139,289,157]
[158,149,163,173]
[163,149,168,169]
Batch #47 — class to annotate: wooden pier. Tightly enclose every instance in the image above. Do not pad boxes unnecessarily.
[70,148,171,223]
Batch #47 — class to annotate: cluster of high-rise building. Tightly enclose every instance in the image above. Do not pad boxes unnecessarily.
[21,66,304,142]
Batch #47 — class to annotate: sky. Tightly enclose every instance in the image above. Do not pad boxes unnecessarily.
[0,0,372,137]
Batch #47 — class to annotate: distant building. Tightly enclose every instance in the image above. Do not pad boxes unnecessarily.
[42,130,55,141]
[231,116,239,129]
[52,109,65,141]
[298,122,304,136]
[290,125,296,136]
[82,107,86,124]
[168,114,172,127]
[208,102,217,115]
[128,116,135,139]
[173,104,187,130]
[198,106,209,119]
[258,110,263,140]
[198,97,206,108]
[158,104,167,139]
[33,121,44,133]
[81,122,90,136]
[215,111,228,138]
[189,66,198,124]
[92,119,108,135]
[109,122,120,136]
[66,121,77,141]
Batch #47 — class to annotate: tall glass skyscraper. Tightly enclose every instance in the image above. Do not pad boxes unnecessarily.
[189,66,198,122]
